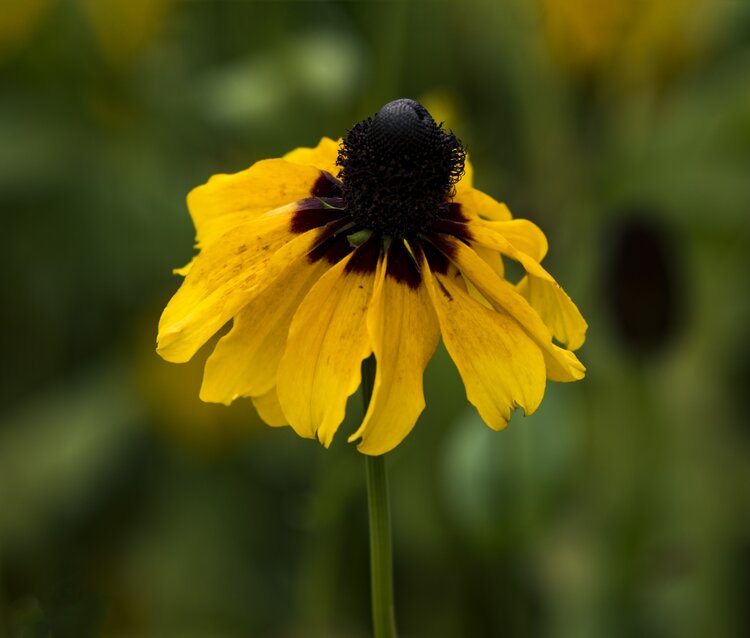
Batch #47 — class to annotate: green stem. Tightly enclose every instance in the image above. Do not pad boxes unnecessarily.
[362,358,397,638]
[366,455,396,637]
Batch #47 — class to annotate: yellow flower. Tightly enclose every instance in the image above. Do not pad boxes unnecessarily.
[0,0,54,60]
[80,0,175,66]
[157,99,587,455]
[538,0,722,87]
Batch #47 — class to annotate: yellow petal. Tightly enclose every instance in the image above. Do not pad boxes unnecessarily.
[252,387,288,427]
[471,244,504,278]
[424,265,546,430]
[515,275,588,351]
[468,224,588,350]
[453,186,513,222]
[481,219,549,262]
[283,137,342,175]
[172,257,195,277]
[187,159,336,248]
[200,255,331,403]
[436,236,586,382]
[349,242,441,455]
[276,242,379,447]
[157,207,318,363]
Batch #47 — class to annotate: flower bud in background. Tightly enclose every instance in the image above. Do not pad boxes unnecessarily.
[602,211,684,357]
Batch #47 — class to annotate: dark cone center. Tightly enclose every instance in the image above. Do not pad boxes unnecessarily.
[337,98,465,238]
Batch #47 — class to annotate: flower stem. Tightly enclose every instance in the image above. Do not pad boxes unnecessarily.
[366,455,397,637]
[362,358,397,638]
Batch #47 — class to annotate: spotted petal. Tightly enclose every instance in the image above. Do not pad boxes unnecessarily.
[468,224,587,350]
[424,261,546,430]
[187,159,337,249]
[157,206,321,363]
[200,253,331,403]
[435,236,585,382]
[276,240,380,447]
[349,241,440,455]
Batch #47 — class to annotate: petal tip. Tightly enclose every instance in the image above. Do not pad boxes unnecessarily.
[354,436,396,456]
[484,414,510,432]
[155,336,190,364]
[317,430,335,449]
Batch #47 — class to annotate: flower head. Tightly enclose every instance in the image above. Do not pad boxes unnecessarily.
[157,99,587,455]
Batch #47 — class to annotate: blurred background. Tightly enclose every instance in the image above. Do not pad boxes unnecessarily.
[1,0,749,636]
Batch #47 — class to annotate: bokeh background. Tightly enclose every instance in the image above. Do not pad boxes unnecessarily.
[2,0,749,636]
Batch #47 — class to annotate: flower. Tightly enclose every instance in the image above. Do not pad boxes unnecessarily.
[537,0,723,88]
[0,0,54,61]
[157,99,587,455]
[81,0,176,66]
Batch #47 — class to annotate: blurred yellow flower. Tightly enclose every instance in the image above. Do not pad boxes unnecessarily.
[0,0,174,65]
[538,0,722,87]
[0,0,55,60]
[80,0,174,65]
[157,99,586,455]
[419,91,460,130]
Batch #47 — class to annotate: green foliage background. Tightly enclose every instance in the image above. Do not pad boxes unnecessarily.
[1,0,749,636]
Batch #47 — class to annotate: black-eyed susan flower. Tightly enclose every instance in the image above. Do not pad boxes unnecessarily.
[157,99,587,456]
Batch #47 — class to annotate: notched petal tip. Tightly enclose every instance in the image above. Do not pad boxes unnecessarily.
[424,264,547,435]
[346,246,439,455]
[172,258,195,277]
[317,428,336,449]
[276,251,376,449]
[483,413,510,432]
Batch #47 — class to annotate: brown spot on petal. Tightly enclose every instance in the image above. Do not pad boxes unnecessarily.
[311,171,343,198]
[291,198,345,234]
[344,233,382,276]
[432,204,473,241]
[308,231,353,266]
[421,235,453,275]
[445,202,470,223]
[385,239,421,290]
[431,217,472,242]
